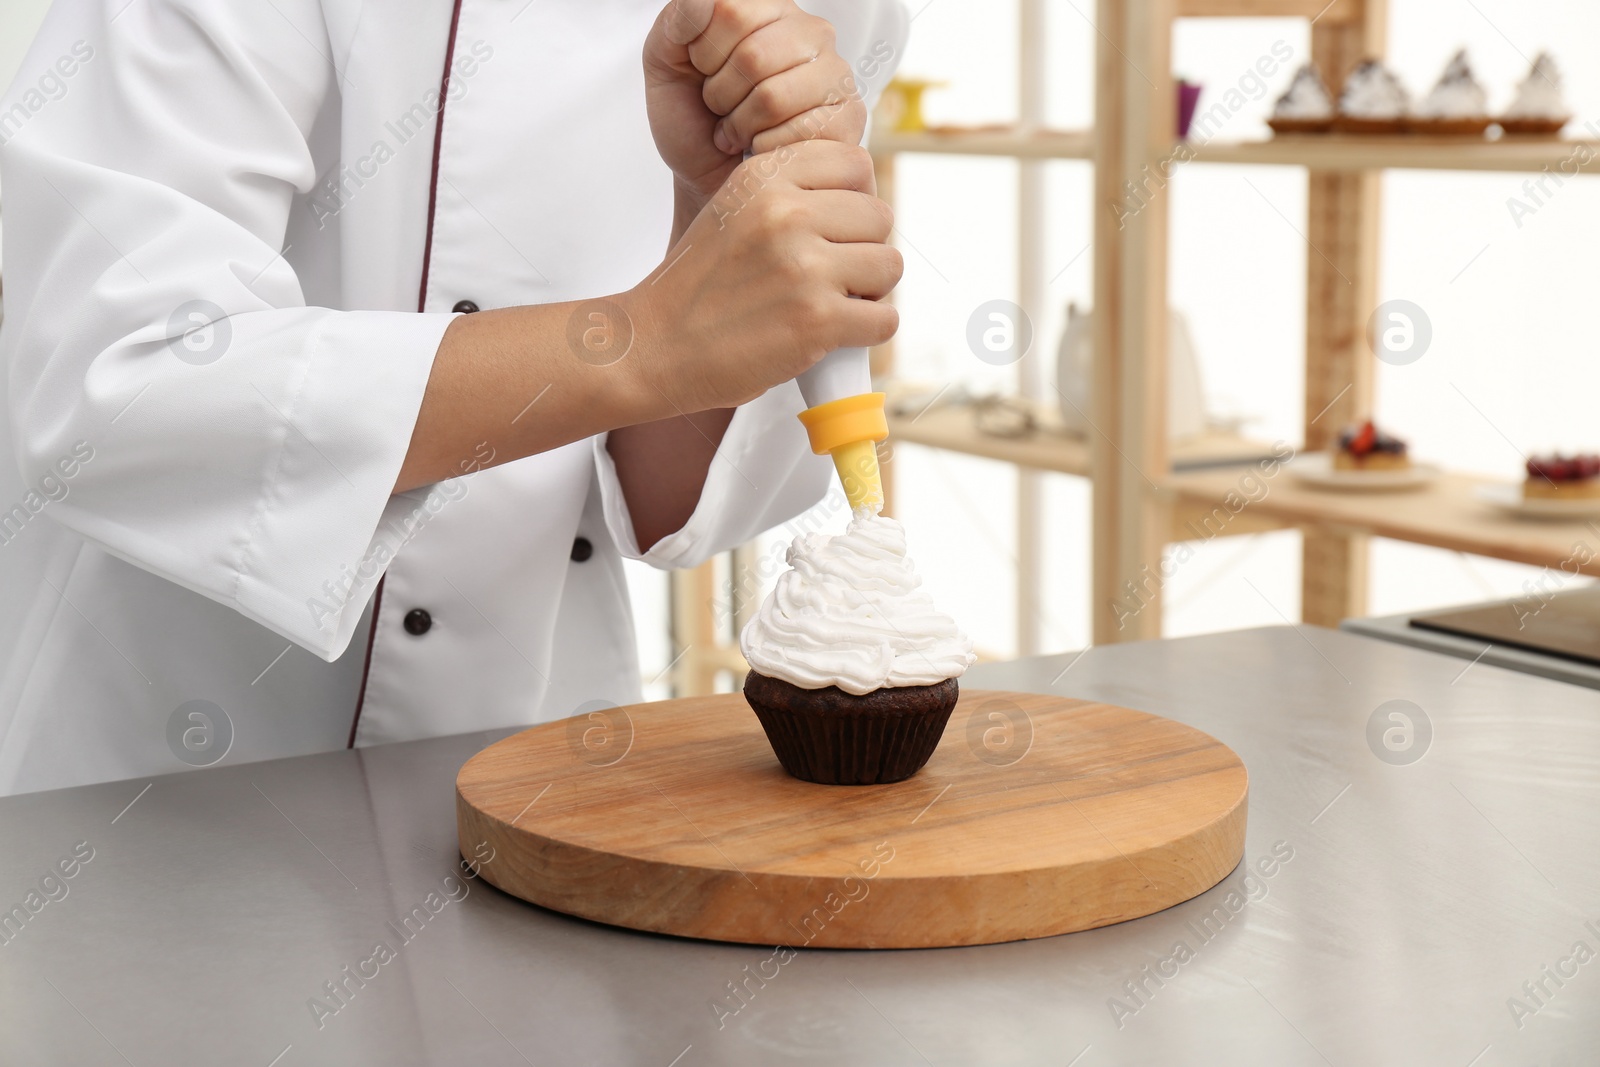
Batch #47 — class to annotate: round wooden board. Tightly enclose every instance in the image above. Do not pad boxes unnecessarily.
[456,690,1248,949]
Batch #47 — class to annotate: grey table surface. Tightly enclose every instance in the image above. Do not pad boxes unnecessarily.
[1343,611,1600,693]
[3,625,1598,1067]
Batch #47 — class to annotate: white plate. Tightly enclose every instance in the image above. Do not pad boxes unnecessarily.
[1474,483,1600,521]
[1289,452,1440,492]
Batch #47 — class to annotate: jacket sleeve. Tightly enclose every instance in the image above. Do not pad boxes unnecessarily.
[592,382,834,569]
[0,0,454,662]
[590,0,910,570]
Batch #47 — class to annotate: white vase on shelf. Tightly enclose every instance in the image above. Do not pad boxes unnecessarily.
[1055,302,1208,442]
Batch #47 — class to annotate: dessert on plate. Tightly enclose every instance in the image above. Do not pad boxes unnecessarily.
[1269,65,1336,134]
[1335,60,1410,134]
[740,508,975,785]
[1335,420,1410,471]
[1412,50,1492,136]
[1525,454,1600,499]
[1500,53,1571,137]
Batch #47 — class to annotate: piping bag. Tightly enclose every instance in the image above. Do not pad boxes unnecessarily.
[796,349,887,513]
[743,152,888,513]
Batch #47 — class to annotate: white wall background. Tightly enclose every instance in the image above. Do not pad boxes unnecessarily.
[2,1,1593,688]
[0,0,53,274]
[0,1,49,98]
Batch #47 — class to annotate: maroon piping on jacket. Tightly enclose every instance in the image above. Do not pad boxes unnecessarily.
[349,0,467,749]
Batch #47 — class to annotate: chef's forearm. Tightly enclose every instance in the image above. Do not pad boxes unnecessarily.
[605,408,736,551]
[394,303,665,495]
[671,180,711,248]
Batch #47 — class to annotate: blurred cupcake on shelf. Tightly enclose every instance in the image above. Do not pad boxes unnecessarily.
[1335,59,1410,134]
[1268,64,1335,134]
[1500,53,1572,137]
[1412,50,1491,136]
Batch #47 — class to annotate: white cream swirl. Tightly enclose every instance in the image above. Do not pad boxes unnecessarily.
[740,509,975,695]
[1339,61,1410,119]
[1274,65,1334,120]
[1417,50,1488,119]
[1505,53,1569,120]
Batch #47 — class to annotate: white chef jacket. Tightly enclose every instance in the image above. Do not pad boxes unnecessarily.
[0,0,908,795]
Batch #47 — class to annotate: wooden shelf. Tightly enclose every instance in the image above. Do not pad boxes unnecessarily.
[870,127,1093,161]
[1166,465,1600,575]
[871,126,1599,176]
[1191,134,1600,174]
[1177,0,1361,21]
[888,400,1279,478]
[890,402,1090,475]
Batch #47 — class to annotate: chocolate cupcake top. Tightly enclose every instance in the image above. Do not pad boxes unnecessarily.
[740,509,975,695]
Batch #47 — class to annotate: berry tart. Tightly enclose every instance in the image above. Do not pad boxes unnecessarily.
[1525,454,1600,500]
[1335,420,1410,471]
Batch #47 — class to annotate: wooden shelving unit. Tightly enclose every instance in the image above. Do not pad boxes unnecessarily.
[888,400,1279,478]
[667,0,1599,695]
[870,127,1093,161]
[1193,133,1600,172]
[1167,467,1600,575]
[873,124,1600,174]
[873,0,1600,644]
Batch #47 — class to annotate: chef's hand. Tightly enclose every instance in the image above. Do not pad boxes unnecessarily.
[644,0,869,208]
[620,138,900,413]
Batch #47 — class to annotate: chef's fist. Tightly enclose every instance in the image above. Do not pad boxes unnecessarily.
[621,140,901,413]
[644,0,870,202]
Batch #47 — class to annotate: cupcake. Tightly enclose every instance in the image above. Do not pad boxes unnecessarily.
[1500,53,1571,137]
[1335,59,1410,134]
[739,508,975,785]
[1412,50,1491,136]
[1268,65,1335,134]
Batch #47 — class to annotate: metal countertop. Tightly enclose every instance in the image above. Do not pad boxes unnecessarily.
[3,626,1597,1066]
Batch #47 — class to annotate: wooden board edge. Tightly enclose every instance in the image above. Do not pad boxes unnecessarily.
[455,768,1250,950]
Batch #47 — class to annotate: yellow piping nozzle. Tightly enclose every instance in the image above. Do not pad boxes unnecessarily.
[797,392,888,513]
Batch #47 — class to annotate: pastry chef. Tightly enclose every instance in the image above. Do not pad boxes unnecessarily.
[0,0,908,795]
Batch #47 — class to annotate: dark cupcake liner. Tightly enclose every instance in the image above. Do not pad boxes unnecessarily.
[742,671,959,786]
